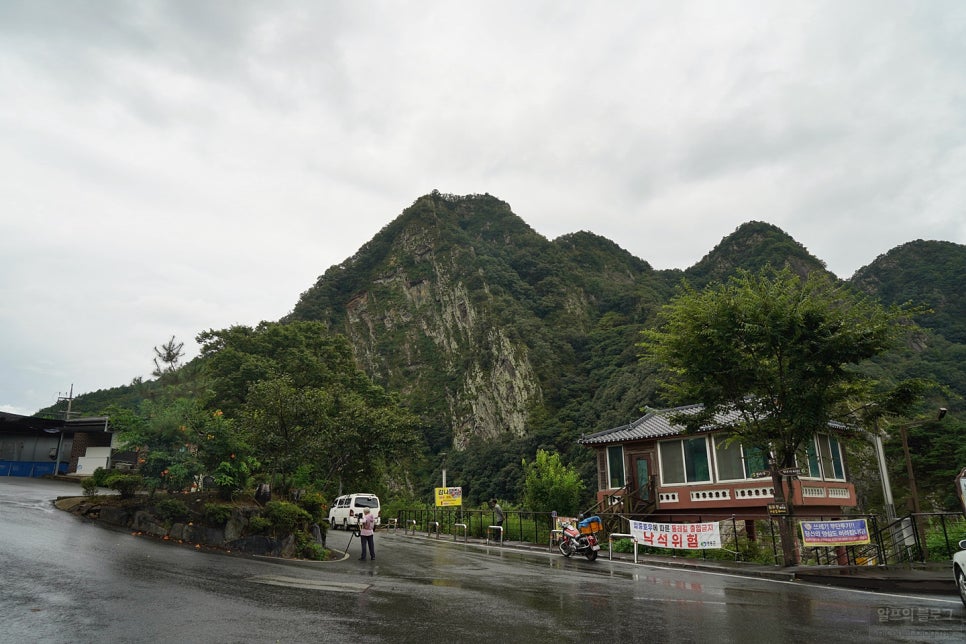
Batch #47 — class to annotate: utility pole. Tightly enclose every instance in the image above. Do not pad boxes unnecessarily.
[53,384,75,476]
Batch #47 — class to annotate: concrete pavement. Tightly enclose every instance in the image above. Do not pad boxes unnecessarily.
[396,528,958,596]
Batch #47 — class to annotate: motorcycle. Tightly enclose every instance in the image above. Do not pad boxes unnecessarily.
[557,515,601,561]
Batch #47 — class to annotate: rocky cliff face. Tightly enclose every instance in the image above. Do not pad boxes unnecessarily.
[294,193,552,448]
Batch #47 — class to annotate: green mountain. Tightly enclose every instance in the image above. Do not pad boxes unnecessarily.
[684,220,829,286]
[45,192,966,506]
[284,192,676,452]
[851,239,966,344]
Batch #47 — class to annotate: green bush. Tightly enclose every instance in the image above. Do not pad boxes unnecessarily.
[299,539,327,561]
[298,492,328,522]
[203,503,233,526]
[154,497,190,523]
[103,473,144,499]
[81,477,99,497]
[90,467,111,487]
[925,520,966,561]
[247,515,272,534]
[264,501,312,535]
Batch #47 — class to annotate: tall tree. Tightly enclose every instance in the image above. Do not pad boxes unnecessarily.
[639,266,909,565]
[198,321,422,495]
[522,449,584,515]
[152,335,185,377]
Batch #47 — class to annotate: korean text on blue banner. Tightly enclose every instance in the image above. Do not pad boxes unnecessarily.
[799,519,870,547]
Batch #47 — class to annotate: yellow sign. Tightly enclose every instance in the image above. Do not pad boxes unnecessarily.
[435,487,463,507]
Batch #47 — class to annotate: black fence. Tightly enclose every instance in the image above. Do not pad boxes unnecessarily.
[393,507,966,566]
[395,507,560,545]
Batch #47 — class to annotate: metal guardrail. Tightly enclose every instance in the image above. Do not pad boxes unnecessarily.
[486,525,503,545]
[428,521,440,539]
[608,533,637,563]
[454,523,468,542]
[549,529,562,552]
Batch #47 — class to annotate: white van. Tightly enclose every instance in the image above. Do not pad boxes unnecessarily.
[328,493,381,529]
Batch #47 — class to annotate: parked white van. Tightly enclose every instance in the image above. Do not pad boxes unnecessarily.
[328,493,381,529]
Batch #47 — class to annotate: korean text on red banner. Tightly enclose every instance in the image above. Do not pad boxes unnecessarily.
[629,520,722,550]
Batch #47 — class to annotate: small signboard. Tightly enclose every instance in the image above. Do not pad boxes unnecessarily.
[779,467,802,476]
[434,487,463,507]
[751,470,772,479]
[767,502,788,516]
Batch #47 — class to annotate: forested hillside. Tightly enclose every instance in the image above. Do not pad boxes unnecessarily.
[46,192,966,509]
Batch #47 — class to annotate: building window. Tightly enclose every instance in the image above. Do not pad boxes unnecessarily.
[714,437,768,480]
[817,434,845,480]
[607,445,625,488]
[801,434,845,480]
[659,437,711,485]
[803,441,821,478]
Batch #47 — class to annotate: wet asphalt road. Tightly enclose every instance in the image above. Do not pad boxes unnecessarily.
[2,478,964,643]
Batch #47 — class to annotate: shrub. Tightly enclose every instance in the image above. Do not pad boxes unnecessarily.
[298,492,328,522]
[247,515,272,534]
[90,467,111,487]
[203,503,233,526]
[264,501,312,536]
[81,477,99,497]
[299,540,327,561]
[103,473,144,499]
[154,497,190,523]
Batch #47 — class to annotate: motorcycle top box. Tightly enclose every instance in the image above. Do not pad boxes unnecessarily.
[578,516,602,534]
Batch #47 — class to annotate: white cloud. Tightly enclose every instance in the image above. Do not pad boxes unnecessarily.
[1,0,964,413]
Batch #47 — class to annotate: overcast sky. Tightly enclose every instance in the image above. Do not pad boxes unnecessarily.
[2,1,964,415]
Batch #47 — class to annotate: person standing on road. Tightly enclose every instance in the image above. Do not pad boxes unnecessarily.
[489,499,504,527]
[359,507,376,561]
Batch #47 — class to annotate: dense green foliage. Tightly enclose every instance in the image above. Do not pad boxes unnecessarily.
[640,266,910,467]
[521,449,584,515]
[852,240,966,344]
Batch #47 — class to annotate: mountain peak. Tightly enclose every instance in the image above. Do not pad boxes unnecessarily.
[684,221,828,285]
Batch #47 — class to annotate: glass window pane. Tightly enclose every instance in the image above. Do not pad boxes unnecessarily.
[660,440,685,484]
[684,437,711,482]
[715,438,744,481]
[744,446,768,478]
[607,445,625,488]
[806,441,821,478]
[828,435,844,479]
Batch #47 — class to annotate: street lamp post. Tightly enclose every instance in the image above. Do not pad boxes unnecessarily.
[870,423,897,521]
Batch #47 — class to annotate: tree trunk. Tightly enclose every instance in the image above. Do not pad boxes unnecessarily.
[771,468,798,566]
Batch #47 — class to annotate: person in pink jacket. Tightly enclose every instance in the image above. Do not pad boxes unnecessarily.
[359,507,376,561]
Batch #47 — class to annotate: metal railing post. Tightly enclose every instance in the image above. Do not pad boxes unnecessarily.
[608,533,636,563]
[550,529,562,552]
